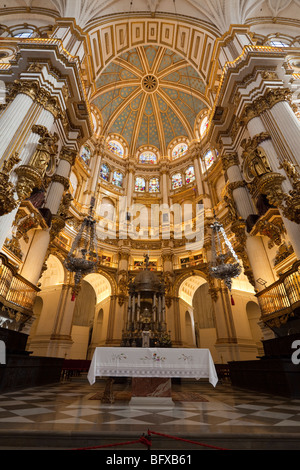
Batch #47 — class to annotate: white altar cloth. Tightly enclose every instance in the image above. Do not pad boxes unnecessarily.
[87,347,218,387]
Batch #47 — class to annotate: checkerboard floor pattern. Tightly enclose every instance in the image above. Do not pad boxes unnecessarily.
[0,376,300,437]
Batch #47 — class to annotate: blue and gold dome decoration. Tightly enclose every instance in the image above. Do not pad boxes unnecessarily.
[92,45,207,156]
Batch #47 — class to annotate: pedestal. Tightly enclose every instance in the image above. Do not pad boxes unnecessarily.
[129,377,174,407]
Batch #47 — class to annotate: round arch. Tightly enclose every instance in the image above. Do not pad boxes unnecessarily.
[39,254,66,288]
[83,272,113,303]
[174,269,208,301]
[87,16,218,87]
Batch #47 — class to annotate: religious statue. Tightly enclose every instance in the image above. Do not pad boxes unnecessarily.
[144,253,149,266]
[249,147,272,178]
[29,129,58,176]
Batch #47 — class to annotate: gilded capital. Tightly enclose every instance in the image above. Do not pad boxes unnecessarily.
[221,153,239,172]
[52,174,70,190]
[7,80,62,119]
[241,88,291,125]
[60,146,77,166]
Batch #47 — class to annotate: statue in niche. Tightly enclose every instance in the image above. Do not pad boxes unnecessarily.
[30,131,58,176]
[249,147,272,178]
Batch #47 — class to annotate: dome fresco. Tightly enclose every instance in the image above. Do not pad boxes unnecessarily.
[92,45,207,155]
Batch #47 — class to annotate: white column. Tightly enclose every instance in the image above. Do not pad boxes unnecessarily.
[247,116,300,259]
[225,156,275,287]
[126,168,134,207]
[0,93,33,163]
[162,170,168,205]
[20,229,50,284]
[45,159,72,214]
[0,108,55,250]
[267,101,300,165]
[193,156,203,195]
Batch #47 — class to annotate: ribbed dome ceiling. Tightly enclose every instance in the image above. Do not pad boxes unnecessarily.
[91,45,207,155]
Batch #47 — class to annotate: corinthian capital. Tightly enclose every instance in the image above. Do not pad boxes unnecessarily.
[221,153,239,172]
[60,146,77,166]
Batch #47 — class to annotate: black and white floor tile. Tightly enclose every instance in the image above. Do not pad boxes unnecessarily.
[0,376,300,450]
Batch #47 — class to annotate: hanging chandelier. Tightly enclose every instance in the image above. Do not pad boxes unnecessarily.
[209,219,242,291]
[64,197,98,300]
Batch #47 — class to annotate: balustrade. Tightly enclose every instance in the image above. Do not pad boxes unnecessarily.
[0,255,39,312]
[256,261,300,323]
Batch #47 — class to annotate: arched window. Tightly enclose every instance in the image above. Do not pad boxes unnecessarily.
[199,116,208,137]
[13,30,34,38]
[100,163,110,181]
[112,170,123,188]
[69,171,78,196]
[172,173,183,190]
[135,177,146,192]
[149,177,160,193]
[139,151,157,164]
[108,140,124,157]
[201,150,215,172]
[172,143,188,160]
[185,166,195,184]
[269,40,289,47]
[80,145,91,165]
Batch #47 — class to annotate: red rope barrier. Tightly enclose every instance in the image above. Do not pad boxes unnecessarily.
[148,430,229,450]
[72,435,152,451]
[72,430,228,451]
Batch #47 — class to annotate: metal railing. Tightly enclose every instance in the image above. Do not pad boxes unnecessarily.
[0,256,39,311]
[256,261,300,318]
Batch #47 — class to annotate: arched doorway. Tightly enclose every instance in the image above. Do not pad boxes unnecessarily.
[68,272,112,359]
[177,274,217,359]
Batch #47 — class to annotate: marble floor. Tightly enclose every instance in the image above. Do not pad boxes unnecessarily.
[0,375,300,450]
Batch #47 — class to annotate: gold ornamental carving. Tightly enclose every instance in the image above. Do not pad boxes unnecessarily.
[14,125,58,202]
[30,125,59,176]
[241,88,291,124]
[0,152,20,216]
[250,172,286,207]
[241,133,272,182]
[221,153,239,172]
[255,218,286,249]
[60,146,77,166]
[230,218,247,248]
[224,195,240,223]
[6,80,62,119]
[15,165,43,201]
[282,181,300,224]
[52,174,70,190]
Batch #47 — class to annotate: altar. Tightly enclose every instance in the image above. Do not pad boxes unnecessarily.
[87,347,218,406]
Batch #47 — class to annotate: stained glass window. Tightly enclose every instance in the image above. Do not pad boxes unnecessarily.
[149,177,160,193]
[80,145,91,165]
[139,151,157,164]
[172,143,188,160]
[100,163,110,181]
[112,171,123,188]
[200,116,208,137]
[108,140,124,157]
[135,177,146,192]
[185,166,195,184]
[201,150,215,172]
[171,173,183,190]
